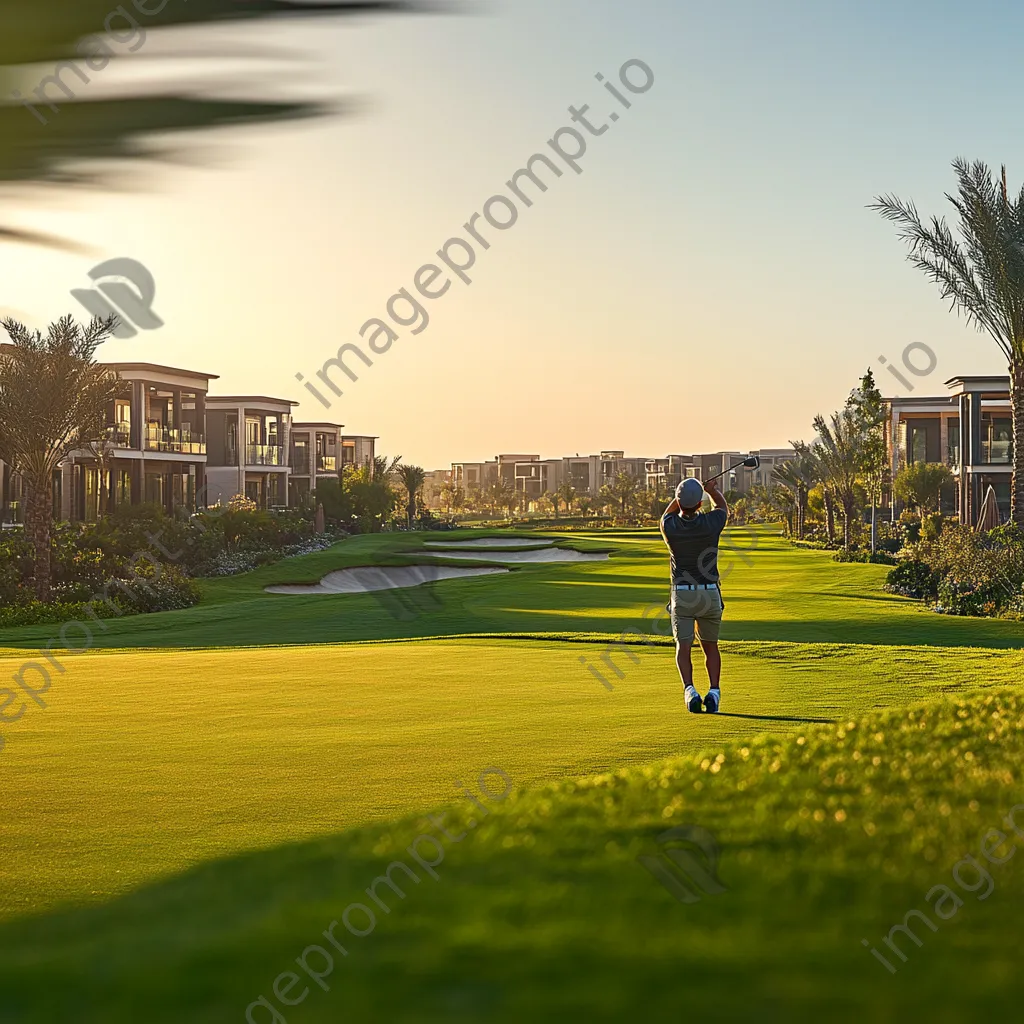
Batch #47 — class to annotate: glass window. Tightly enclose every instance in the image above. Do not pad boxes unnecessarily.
[909,427,928,464]
[981,412,1012,464]
[947,417,960,467]
[84,468,99,522]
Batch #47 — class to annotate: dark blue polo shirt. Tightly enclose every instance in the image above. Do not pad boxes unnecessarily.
[660,508,727,585]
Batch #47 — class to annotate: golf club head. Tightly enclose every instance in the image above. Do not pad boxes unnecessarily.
[743,455,760,469]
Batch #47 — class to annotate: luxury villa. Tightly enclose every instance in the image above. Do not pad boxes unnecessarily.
[884,375,1013,524]
[0,359,376,525]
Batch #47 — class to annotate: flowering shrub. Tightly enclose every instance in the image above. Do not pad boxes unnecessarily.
[884,557,938,598]
[112,560,201,613]
[0,501,338,611]
[882,523,1024,616]
[934,578,1005,617]
[0,562,199,627]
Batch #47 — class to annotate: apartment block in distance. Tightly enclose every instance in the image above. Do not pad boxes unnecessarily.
[450,447,796,506]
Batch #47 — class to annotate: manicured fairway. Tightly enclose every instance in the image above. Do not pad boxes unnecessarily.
[0,528,1022,1021]
[2,527,1022,650]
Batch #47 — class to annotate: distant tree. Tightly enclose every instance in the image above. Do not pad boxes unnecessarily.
[776,452,817,540]
[0,315,122,598]
[440,479,464,515]
[556,480,577,516]
[484,478,516,516]
[810,409,865,549]
[847,368,887,550]
[894,462,954,513]
[396,464,426,526]
[607,471,642,517]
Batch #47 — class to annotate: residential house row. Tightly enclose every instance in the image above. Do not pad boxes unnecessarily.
[433,448,797,508]
[433,372,1017,528]
[0,359,376,524]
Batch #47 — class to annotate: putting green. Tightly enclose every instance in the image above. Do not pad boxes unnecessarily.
[0,527,1021,1021]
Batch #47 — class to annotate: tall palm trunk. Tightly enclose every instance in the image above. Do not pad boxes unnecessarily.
[842,498,855,550]
[26,476,52,601]
[1012,358,1024,527]
[823,487,836,545]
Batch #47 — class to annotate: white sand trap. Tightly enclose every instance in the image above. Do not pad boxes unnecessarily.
[265,564,506,595]
[423,547,608,563]
[424,538,552,549]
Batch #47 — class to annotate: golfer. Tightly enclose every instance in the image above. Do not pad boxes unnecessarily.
[660,477,728,714]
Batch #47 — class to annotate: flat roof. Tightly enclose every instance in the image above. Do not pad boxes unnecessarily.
[293,422,345,430]
[102,362,219,380]
[207,395,298,406]
[945,375,1011,393]
[884,395,956,405]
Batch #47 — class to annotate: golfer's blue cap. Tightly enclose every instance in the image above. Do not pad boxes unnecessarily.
[675,478,705,509]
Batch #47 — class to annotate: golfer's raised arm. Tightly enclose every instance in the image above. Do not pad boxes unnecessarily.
[706,478,729,518]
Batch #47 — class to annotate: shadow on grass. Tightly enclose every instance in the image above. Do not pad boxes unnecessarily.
[713,712,836,724]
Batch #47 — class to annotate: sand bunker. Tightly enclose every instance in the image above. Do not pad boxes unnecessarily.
[424,538,552,549]
[422,547,608,563]
[265,564,506,595]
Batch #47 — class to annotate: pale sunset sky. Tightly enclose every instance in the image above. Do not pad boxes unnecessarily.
[2,0,1021,468]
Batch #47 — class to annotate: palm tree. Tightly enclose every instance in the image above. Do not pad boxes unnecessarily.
[873,160,1024,526]
[484,477,515,517]
[811,409,865,550]
[395,464,425,526]
[0,315,122,598]
[556,480,577,517]
[0,2,434,249]
[794,440,833,544]
[607,471,641,518]
[439,479,463,516]
[371,454,402,481]
[775,455,816,540]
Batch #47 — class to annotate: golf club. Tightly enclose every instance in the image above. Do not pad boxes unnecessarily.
[703,454,760,486]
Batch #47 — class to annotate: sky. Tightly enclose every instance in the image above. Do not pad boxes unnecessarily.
[2,0,1023,468]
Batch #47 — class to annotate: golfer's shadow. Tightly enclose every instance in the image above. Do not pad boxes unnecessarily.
[713,712,835,724]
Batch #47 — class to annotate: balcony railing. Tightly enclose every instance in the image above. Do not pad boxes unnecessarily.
[246,444,284,466]
[316,455,337,473]
[981,440,1012,465]
[144,426,206,454]
[104,424,132,448]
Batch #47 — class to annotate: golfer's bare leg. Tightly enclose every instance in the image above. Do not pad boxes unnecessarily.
[675,641,694,688]
[699,638,721,690]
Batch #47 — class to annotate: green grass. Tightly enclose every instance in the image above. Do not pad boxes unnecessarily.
[0,528,1022,1021]
[2,527,1021,649]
